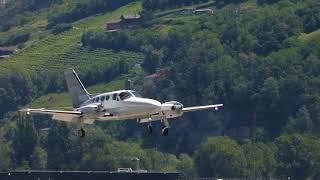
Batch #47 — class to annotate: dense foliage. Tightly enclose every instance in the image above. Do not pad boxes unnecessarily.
[0,0,63,31]
[1,0,320,179]
[0,32,30,46]
[51,23,72,35]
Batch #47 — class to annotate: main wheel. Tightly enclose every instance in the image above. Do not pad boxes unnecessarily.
[147,124,153,135]
[78,128,86,138]
[161,127,169,136]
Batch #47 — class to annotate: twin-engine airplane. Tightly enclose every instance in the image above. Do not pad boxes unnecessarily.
[20,69,223,137]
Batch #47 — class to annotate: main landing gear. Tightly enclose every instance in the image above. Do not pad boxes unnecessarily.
[147,123,153,135]
[146,116,170,136]
[161,116,170,136]
[161,126,169,136]
[78,128,86,138]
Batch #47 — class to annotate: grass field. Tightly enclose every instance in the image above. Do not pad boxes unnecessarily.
[298,28,320,42]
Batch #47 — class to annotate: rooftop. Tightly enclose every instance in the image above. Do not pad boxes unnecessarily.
[122,14,141,20]
[0,47,16,52]
[107,19,122,24]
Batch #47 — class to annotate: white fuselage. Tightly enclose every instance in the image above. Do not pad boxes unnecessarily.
[78,90,166,122]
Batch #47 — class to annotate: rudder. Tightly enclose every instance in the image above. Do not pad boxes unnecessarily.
[64,68,90,108]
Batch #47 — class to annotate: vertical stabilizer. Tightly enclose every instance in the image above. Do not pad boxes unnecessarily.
[64,69,90,108]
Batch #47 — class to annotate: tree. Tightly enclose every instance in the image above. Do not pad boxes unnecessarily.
[275,134,320,179]
[297,4,320,33]
[144,148,179,171]
[47,121,70,170]
[190,31,224,63]
[13,116,39,166]
[0,143,11,171]
[255,77,280,110]
[241,141,277,177]
[194,136,247,178]
[177,154,197,180]
[141,45,164,73]
[65,126,110,170]
[31,147,47,170]
[284,106,313,134]
[81,141,146,171]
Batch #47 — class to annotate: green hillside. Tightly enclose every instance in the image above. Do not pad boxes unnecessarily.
[0,1,142,75]
[298,28,320,42]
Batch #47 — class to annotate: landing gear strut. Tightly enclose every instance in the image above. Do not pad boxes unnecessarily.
[147,123,153,135]
[78,128,86,138]
[161,115,170,136]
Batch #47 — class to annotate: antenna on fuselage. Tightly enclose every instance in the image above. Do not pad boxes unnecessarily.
[124,79,133,90]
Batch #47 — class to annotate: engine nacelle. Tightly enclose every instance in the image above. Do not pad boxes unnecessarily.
[161,101,184,119]
[78,103,104,114]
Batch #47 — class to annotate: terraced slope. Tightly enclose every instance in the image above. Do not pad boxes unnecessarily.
[0,2,143,75]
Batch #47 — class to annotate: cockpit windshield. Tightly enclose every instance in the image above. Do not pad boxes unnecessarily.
[130,91,142,98]
[119,91,132,100]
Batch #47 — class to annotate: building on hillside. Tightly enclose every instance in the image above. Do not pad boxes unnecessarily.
[0,0,8,8]
[106,14,142,32]
[180,8,196,16]
[179,8,214,16]
[0,47,16,59]
[106,20,122,31]
[143,72,161,87]
[143,69,169,87]
[121,14,141,28]
[194,8,214,15]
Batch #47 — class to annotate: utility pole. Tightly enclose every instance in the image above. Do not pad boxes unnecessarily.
[251,111,257,179]
[132,157,140,170]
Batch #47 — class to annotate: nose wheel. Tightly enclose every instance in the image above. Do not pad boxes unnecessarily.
[78,128,86,138]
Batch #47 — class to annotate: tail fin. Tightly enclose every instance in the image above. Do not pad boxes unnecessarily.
[64,68,90,108]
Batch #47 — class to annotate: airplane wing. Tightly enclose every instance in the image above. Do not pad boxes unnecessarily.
[182,104,223,113]
[20,108,82,115]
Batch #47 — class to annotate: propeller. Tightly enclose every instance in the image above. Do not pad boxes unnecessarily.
[171,102,184,111]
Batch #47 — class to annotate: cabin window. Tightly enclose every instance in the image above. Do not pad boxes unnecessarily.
[119,92,132,100]
[101,96,105,101]
[105,95,110,101]
[96,97,100,102]
[112,93,118,100]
